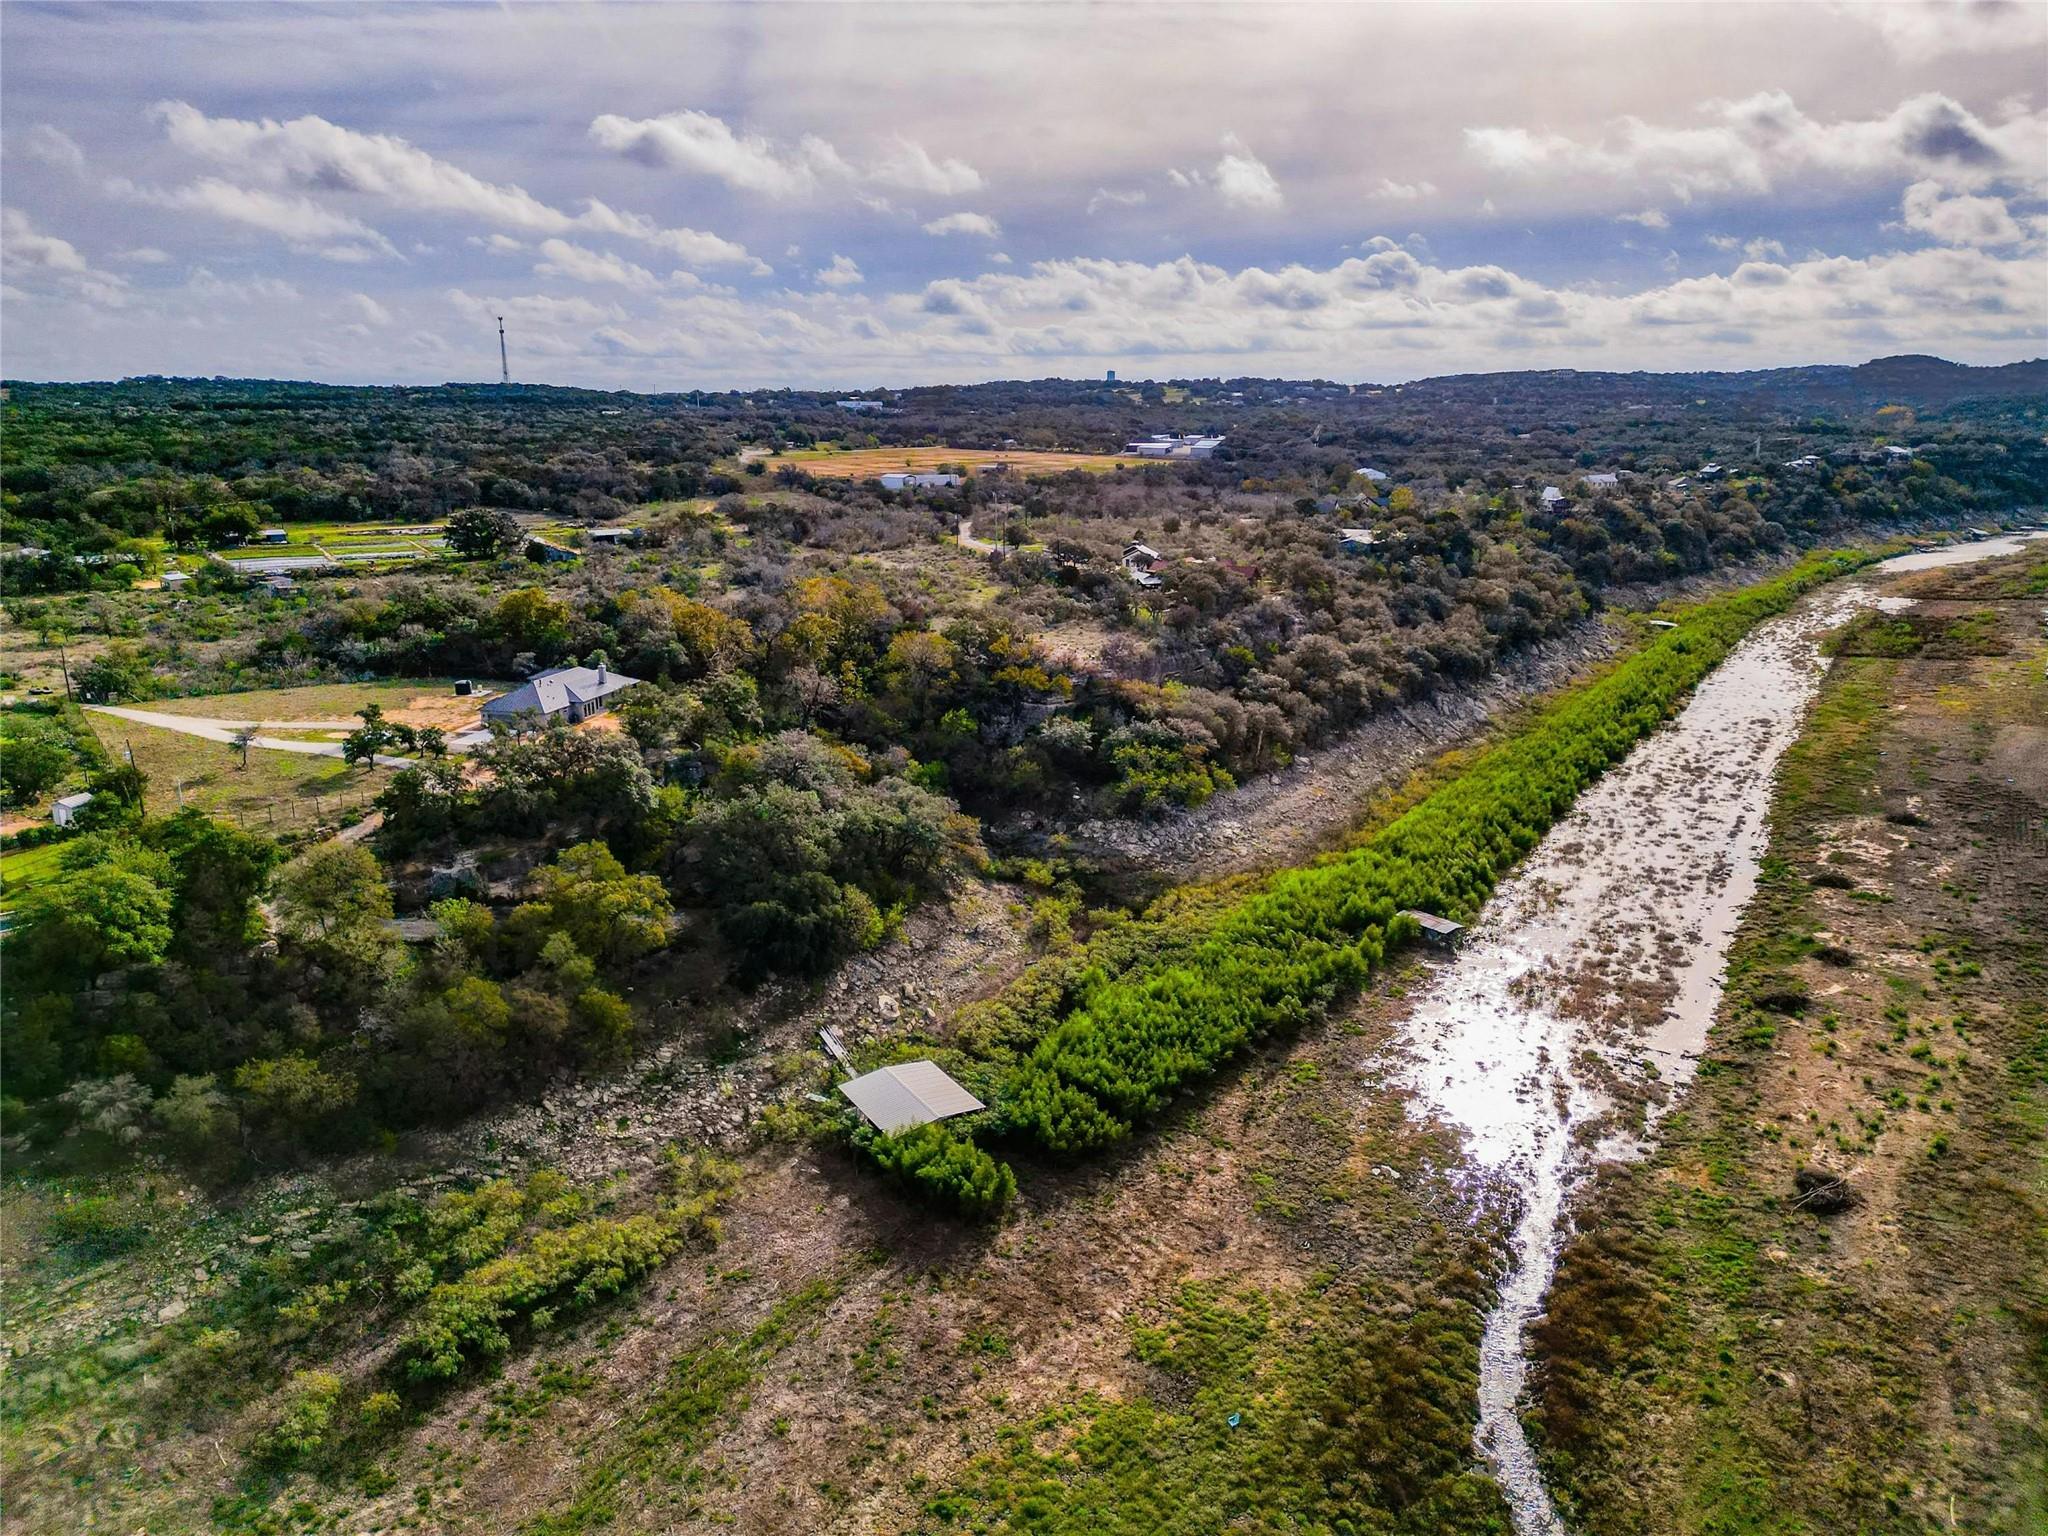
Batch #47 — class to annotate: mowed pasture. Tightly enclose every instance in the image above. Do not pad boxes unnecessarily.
[768,445,1129,479]
[0,840,67,913]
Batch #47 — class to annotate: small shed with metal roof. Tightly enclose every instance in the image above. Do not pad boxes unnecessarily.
[1401,909,1466,947]
[838,1061,985,1134]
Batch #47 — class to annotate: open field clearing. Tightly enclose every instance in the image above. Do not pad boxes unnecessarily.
[81,714,389,827]
[208,519,449,570]
[0,840,66,912]
[145,679,495,729]
[766,445,1129,479]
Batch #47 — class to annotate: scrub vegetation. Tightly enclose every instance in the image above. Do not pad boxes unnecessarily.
[859,549,1878,1211]
[1,362,2041,1535]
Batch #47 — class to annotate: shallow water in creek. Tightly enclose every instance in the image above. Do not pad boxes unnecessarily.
[1393,533,2042,1533]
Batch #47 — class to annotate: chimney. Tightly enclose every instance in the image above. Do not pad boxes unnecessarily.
[597,662,606,683]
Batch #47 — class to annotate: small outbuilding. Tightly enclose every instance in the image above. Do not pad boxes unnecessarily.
[879,472,964,490]
[52,791,93,828]
[160,569,191,590]
[258,528,289,544]
[838,1060,986,1134]
[526,537,579,564]
[1400,909,1466,948]
[1338,527,1381,553]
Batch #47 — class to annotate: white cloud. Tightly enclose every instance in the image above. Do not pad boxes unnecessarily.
[184,266,300,304]
[589,107,981,199]
[2,207,129,306]
[923,211,1002,239]
[871,138,983,196]
[867,239,2043,374]
[1706,234,1789,261]
[447,288,628,330]
[348,292,393,326]
[2,206,88,272]
[989,252,1013,265]
[120,176,400,260]
[815,254,863,288]
[117,246,171,265]
[1087,187,1149,214]
[1214,133,1283,208]
[1371,178,1437,201]
[533,239,661,290]
[1616,208,1670,229]
[1897,179,2037,247]
[1467,90,2048,202]
[21,124,86,175]
[575,200,765,272]
[153,101,761,270]
[1169,134,1284,209]
[1848,0,2047,59]
[589,108,842,196]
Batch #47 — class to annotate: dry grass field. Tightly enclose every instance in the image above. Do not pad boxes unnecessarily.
[768,445,1128,479]
[83,716,388,829]
[147,679,496,730]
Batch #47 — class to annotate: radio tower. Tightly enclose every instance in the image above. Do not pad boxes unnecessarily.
[497,315,510,386]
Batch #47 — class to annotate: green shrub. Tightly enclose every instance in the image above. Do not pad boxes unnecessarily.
[394,1153,739,1381]
[859,1122,1016,1220]
[256,1370,343,1463]
[44,1193,151,1258]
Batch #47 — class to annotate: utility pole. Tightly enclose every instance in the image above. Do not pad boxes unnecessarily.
[498,316,510,386]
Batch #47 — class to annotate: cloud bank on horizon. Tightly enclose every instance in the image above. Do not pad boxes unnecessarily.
[2,1,2044,389]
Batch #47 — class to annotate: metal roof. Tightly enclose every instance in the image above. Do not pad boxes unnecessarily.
[838,1061,985,1134]
[1400,909,1465,937]
[482,664,639,719]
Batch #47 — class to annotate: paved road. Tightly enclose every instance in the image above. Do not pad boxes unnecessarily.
[85,705,418,769]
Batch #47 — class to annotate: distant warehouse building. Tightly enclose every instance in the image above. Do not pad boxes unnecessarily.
[1123,433,1225,459]
[482,663,639,728]
[878,472,964,490]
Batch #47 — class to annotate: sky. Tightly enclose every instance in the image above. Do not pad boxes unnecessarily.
[2,0,2045,390]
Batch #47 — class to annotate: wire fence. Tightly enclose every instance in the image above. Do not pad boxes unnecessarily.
[176,785,384,838]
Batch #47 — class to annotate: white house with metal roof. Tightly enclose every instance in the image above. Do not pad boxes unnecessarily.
[482,664,639,727]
